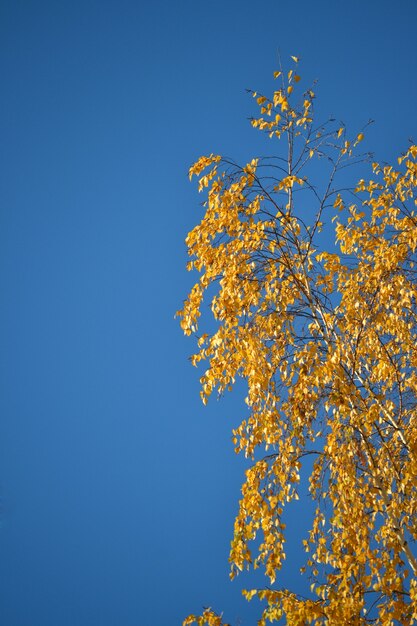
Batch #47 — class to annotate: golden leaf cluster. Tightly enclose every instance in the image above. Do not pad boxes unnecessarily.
[178,58,417,625]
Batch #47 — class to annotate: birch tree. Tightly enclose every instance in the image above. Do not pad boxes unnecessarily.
[178,58,417,625]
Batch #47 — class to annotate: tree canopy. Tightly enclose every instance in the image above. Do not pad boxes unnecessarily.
[178,58,417,625]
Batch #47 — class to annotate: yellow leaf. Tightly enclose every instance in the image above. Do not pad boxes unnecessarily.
[291,55,299,63]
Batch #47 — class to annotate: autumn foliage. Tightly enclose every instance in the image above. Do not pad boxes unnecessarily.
[178,58,417,624]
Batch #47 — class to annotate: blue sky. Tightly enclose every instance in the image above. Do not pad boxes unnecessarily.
[1,1,417,625]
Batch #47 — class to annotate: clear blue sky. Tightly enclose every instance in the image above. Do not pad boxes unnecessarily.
[1,1,416,625]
